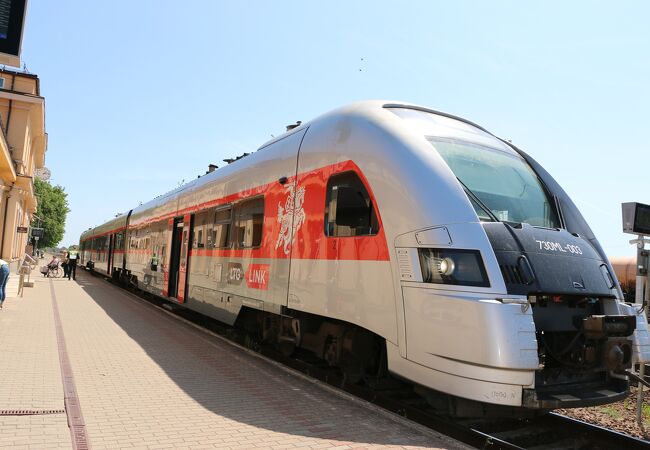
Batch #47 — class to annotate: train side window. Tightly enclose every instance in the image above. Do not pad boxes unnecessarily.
[115,231,123,250]
[194,209,212,249]
[325,171,379,237]
[212,206,232,249]
[234,197,264,248]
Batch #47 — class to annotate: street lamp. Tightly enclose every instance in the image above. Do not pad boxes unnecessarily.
[31,214,44,257]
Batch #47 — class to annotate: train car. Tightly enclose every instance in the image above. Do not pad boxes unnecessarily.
[80,101,650,417]
[79,227,94,267]
[79,213,129,276]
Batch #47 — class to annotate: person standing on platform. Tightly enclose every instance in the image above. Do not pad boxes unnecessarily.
[68,251,78,280]
[62,251,70,278]
[0,258,9,309]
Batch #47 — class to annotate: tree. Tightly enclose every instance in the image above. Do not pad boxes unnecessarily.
[32,178,70,248]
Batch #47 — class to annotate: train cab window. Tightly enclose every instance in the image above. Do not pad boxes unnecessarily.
[234,197,264,248]
[325,172,379,237]
[211,206,232,249]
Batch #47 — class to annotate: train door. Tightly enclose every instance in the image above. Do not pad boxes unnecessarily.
[107,234,114,275]
[167,214,192,302]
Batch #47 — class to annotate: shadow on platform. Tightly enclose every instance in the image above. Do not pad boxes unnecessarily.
[72,270,431,447]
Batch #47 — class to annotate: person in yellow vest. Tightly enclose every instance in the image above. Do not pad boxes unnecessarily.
[68,251,79,281]
[0,258,9,309]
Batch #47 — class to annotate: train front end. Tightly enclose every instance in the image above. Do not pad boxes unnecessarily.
[481,221,638,410]
[383,105,650,416]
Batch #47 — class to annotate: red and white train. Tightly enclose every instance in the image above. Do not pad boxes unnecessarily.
[80,101,650,416]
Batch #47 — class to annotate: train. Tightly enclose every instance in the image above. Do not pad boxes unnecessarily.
[80,101,650,417]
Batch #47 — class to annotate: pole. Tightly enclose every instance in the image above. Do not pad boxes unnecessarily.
[635,236,649,426]
[32,215,41,257]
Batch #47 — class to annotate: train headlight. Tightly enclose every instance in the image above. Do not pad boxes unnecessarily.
[418,249,490,287]
[438,257,455,276]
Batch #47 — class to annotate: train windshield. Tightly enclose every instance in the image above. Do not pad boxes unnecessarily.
[429,137,560,228]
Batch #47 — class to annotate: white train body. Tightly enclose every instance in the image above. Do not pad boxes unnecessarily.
[80,101,650,415]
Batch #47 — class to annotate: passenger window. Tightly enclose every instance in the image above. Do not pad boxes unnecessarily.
[211,206,232,249]
[194,209,212,249]
[115,231,124,250]
[234,197,264,248]
[325,171,379,237]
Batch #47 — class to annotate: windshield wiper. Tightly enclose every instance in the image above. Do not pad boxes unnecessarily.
[456,178,500,223]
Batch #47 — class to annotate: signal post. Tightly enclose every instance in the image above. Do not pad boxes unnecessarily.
[622,202,650,425]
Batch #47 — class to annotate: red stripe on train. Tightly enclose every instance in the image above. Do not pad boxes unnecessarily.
[83,160,389,262]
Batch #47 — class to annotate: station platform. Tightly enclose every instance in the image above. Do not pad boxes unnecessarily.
[0,265,466,449]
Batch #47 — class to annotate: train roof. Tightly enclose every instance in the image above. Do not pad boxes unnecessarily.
[81,213,129,239]
[84,100,511,235]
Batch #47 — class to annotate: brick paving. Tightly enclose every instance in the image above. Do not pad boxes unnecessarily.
[0,270,70,449]
[0,267,466,449]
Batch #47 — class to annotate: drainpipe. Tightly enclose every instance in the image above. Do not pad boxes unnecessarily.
[0,185,13,258]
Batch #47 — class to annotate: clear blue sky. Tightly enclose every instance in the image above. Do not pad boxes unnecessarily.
[20,1,650,256]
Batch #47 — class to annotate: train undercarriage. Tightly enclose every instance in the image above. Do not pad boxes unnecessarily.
[524,294,635,409]
[234,296,636,418]
[235,307,386,385]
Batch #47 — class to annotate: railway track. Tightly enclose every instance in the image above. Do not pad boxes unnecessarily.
[269,352,650,449]
[96,271,650,450]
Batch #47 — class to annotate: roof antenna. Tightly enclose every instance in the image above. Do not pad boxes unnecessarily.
[223,153,250,164]
[286,121,302,131]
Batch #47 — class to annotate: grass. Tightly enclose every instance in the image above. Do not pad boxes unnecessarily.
[622,396,650,428]
[599,406,623,420]
[637,404,650,430]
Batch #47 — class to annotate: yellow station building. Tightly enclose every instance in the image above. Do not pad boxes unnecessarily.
[0,67,47,263]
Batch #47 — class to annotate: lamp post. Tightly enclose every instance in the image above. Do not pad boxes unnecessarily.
[31,214,42,257]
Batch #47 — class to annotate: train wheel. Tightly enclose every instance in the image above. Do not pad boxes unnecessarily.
[277,340,296,357]
[244,334,262,353]
[340,329,383,385]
